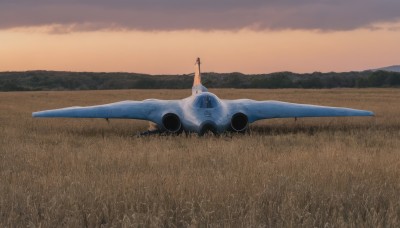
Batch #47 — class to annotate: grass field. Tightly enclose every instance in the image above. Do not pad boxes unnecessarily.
[0,88,399,227]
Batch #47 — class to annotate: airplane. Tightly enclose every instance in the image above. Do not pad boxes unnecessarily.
[32,58,374,136]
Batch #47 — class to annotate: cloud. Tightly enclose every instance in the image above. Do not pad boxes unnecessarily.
[1,0,400,32]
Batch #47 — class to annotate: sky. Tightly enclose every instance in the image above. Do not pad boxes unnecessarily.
[1,0,400,74]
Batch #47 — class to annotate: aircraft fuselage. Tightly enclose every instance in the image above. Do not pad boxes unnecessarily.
[178,92,232,135]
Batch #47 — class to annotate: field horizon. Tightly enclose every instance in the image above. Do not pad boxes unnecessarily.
[1,70,400,92]
[1,88,399,226]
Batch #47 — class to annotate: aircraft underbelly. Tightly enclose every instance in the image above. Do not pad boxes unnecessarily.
[181,107,230,133]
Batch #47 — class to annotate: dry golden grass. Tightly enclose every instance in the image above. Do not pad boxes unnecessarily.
[0,88,399,227]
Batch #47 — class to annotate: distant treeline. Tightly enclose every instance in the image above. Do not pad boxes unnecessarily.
[0,70,399,91]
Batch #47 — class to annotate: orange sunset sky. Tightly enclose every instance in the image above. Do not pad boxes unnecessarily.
[1,1,400,74]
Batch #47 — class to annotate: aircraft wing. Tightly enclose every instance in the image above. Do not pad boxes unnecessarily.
[32,100,180,123]
[227,100,374,123]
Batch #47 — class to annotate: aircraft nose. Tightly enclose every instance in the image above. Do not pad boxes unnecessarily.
[199,121,218,136]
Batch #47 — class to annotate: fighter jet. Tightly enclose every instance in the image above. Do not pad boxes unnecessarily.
[32,58,374,136]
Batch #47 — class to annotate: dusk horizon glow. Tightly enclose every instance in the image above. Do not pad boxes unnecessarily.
[1,1,400,74]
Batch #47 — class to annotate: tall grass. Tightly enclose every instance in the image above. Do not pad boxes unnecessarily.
[0,89,399,227]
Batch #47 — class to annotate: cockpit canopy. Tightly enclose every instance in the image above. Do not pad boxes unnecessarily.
[193,93,220,109]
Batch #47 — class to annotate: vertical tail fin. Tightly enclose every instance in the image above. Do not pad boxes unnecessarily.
[192,57,208,95]
[193,57,202,87]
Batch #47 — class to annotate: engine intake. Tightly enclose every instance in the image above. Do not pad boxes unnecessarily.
[162,113,182,133]
[231,113,248,132]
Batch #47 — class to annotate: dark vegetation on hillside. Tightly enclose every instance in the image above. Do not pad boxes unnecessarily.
[0,70,399,91]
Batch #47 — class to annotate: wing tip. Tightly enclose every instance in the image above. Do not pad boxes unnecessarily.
[359,110,374,117]
[32,111,44,117]
[355,110,374,117]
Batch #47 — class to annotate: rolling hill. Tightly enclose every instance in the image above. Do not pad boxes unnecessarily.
[373,65,400,73]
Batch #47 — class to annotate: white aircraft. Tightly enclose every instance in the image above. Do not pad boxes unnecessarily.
[33,58,374,135]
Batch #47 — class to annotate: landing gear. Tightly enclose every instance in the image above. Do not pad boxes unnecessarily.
[139,129,162,136]
[198,123,219,137]
[138,129,184,137]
